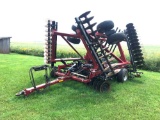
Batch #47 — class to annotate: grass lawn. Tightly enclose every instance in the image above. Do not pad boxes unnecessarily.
[0,53,160,120]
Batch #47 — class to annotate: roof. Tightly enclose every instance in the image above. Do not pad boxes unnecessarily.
[0,37,12,40]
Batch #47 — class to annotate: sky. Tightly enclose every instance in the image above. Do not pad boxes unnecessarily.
[0,0,160,45]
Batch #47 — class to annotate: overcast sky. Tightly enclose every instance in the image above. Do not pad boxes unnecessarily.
[0,0,160,45]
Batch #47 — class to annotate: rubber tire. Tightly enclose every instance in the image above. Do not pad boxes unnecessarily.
[105,29,116,36]
[93,79,99,89]
[96,80,104,91]
[117,68,128,82]
[107,33,126,44]
[97,20,114,33]
[67,37,80,44]
[87,78,96,86]
[99,81,110,92]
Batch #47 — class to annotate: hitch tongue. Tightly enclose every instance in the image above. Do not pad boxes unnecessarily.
[15,90,24,96]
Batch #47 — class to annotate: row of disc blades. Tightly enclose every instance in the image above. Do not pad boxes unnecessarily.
[44,20,52,64]
[126,23,145,67]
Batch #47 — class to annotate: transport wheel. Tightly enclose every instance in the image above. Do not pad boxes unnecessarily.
[93,79,99,89]
[99,81,110,92]
[96,80,104,91]
[117,68,128,82]
[87,78,96,86]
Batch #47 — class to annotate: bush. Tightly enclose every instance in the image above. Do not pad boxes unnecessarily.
[142,55,160,72]
[10,46,81,58]
[11,47,43,57]
[10,45,160,72]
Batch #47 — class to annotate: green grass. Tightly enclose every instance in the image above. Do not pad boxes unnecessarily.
[0,53,160,120]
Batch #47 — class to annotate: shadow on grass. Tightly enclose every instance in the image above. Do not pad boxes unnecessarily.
[128,77,144,84]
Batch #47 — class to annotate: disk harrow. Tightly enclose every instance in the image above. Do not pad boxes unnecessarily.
[16,11,144,96]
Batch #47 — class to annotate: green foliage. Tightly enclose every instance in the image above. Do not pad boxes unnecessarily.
[143,54,160,72]
[142,46,160,72]
[0,54,160,120]
[11,47,44,57]
[10,42,85,58]
[10,42,160,72]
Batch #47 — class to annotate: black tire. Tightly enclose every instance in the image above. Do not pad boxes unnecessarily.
[99,81,110,92]
[67,37,80,44]
[97,20,114,33]
[93,79,99,89]
[117,68,128,82]
[96,80,104,91]
[107,33,127,44]
[87,78,96,86]
[105,29,116,36]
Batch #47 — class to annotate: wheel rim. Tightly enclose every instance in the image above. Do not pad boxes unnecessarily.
[96,81,104,91]
[123,72,128,81]
[100,81,110,92]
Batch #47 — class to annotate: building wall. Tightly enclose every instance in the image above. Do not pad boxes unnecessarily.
[0,37,11,54]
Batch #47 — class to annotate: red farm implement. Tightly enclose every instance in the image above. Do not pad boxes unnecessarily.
[16,11,144,96]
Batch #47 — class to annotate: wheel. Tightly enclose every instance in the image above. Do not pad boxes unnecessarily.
[97,20,114,33]
[117,68,128,82]
[87,78,96,86]
[96,80,104,91]
[93,79,99,89]
[67,37,80,44]
[107,33,127,44]
[99,81,110,92]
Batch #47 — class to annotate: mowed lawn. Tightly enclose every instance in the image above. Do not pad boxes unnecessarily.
[0,53,160,120]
